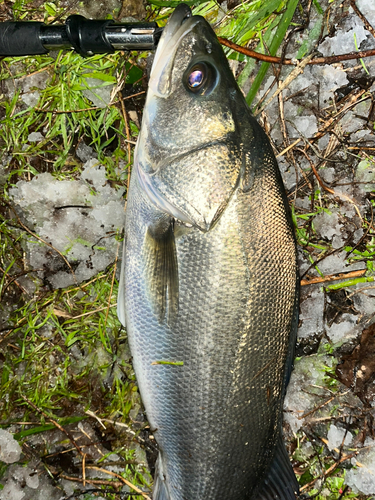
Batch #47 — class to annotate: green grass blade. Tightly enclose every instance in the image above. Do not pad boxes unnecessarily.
[12,416,86,440]
[148,0,208,7]
[246,0,300,106]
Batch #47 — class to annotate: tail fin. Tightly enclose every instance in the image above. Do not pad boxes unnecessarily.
[153,455,171,500]
[257,435,299,500]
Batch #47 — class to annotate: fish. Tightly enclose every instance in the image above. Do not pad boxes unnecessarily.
[117,4,300,500]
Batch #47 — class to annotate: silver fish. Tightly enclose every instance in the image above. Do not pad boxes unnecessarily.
[118,4,300,499]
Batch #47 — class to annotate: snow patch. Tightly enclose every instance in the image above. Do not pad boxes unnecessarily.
[327,424,352,450]
[0,429,22,464]
[10,160,125,288]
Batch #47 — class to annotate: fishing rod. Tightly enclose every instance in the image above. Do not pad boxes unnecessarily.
[0,15,163,57]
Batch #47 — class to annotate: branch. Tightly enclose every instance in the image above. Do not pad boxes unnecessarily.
[218,37,375,66]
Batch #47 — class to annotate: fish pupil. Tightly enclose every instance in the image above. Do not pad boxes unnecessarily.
[188,69,204,88]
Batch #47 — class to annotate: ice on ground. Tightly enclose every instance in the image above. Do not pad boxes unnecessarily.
[319,167,335,183]
[313,65,349,104]
[27,132,44,143]
[298,248,312,276]
[0,478,25,500]
[284,101,318,138]
[313,207,366,249]
[318,21,369,56]
[257,76,274,100]
[356,0,375,18]
[295,197,310,210]
[318,134,330,150]
[12,466,38,489]
[325,314,360,344]
[346,438,375,495]
[6,71,49,108]
[76,141,97,162]
[298,288,324,339]
[353,228,364,244]
[284,354,334,433]
[314,210,342,240]
[317,252,366,275]
[10,160,125,288]
[277,157,297,191]
[352,290,375,317]
[356,159,375,192]
[327,424,352,450]
[317,253,345,275]
[351,128,375,143]
[341,110,367,135]
[0,430,21,464]
[82,77,113,107]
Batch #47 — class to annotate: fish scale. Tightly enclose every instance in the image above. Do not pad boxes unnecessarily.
[118,4,299,499]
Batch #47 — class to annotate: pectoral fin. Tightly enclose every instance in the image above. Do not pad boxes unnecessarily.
[144,219,179,325]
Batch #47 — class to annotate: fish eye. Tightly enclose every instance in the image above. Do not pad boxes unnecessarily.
[184,62,217,95]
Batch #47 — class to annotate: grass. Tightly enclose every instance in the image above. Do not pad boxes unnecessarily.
[0,4,145,487]
[0,0,374,498]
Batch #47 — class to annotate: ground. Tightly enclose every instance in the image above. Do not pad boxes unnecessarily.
[0,0,375,499]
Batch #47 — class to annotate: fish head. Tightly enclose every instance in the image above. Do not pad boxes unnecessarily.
[136,4,248,231]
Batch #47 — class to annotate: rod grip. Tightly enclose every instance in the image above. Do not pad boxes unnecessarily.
[0,22,48,56]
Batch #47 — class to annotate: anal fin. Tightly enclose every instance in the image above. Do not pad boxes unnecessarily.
[153,455,171,500]
[257,435,299,500]
[145,219,179,325]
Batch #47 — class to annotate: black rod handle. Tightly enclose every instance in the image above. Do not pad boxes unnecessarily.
[0,21,48,56]
[0,16,161,56]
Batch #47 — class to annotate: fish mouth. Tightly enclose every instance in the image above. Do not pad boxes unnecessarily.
[148,4,204,98]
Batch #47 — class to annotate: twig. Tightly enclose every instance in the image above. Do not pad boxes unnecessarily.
[255,54,315,115]
[86,466,152,500]
[119,92,133,195]
[60,474,123,488]
[299,452,357,492]
[301,269,366,286]
[1,297,55,343]
[297,396,335,420]
[218,37,375,66]
[67,304,116,320]
[20,395,84,456]
[82,453,86,487]
[78,416,105,458]
[62,274,107,294]
[0,265,28,297]
[276,138,302,157]
[85,410,143,441]
[316,91,370,137]
[350,0,375,39]
[104,245,120,329]
[301,145,363,221]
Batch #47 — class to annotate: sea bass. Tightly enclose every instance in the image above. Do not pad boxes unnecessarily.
[117,4,300,500]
